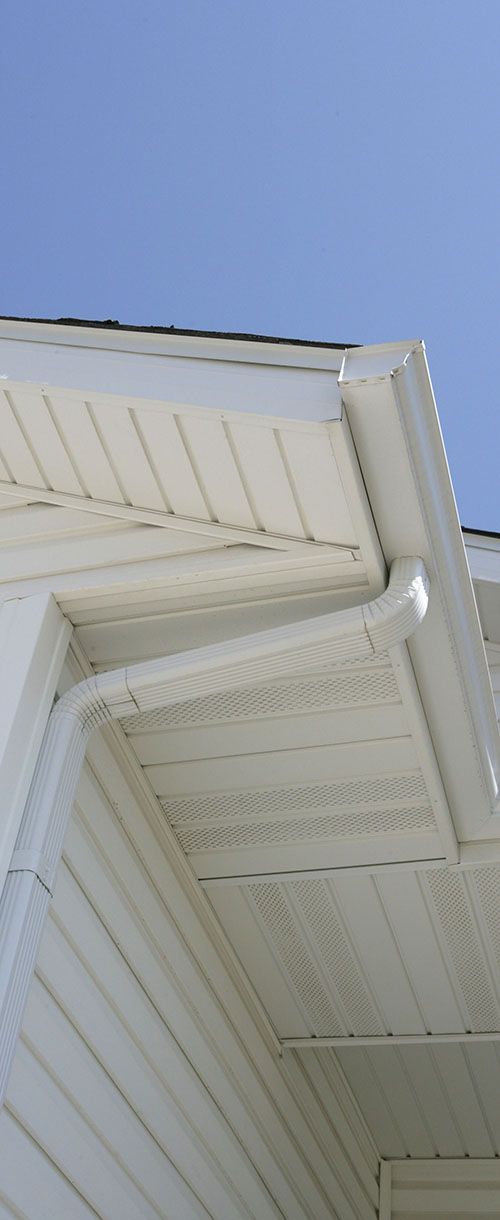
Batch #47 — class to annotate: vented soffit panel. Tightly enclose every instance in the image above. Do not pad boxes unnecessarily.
[118,577,457,882]
[0,328,498,848]
[202,860,500,1046]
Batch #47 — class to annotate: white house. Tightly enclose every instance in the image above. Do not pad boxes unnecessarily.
[0,317,499,1218]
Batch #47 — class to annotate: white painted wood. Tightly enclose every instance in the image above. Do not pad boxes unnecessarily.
[0,594,70,897]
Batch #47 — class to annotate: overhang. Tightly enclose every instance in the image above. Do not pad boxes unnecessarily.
[2,321,500,1185]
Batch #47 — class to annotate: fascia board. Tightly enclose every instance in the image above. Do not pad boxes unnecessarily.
[0,318,346,370]
[465,542,500,585]
[0,323,345,423]
[0,347,342,421]
[463,531,500,553]
[340,341,500,839]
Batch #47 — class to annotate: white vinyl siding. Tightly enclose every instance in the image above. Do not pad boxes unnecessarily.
[2,663,378,1220]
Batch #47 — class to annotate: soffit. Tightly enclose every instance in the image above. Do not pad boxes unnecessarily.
[0,372,386,619]
[119,641,450,880]
[202,862,500,1040]
[334,1035,500,1159]
[485,645,500,724]
[465,535,500,647]
[0,379,351,536]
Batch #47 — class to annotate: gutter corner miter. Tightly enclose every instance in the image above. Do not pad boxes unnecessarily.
[0,557,428,1105]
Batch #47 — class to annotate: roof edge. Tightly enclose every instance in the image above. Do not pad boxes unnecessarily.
[0,315,355,351]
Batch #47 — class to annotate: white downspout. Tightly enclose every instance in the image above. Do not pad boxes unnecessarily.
[0,557,429,1105]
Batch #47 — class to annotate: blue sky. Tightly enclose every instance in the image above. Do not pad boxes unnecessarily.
[1,0,499,528]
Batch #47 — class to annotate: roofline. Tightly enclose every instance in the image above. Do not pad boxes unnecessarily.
[462,526,500,541]
[0,315,355,351]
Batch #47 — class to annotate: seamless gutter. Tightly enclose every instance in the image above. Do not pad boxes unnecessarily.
[340,341,500,825]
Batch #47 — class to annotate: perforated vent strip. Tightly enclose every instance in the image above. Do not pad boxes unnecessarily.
[121,660,397,733]
[161,771,429,824]
[472,866,500,972]
[289,879,384,1035]
[425,870,500,1031]
[247,883,345,1035]
[173,806,435,853]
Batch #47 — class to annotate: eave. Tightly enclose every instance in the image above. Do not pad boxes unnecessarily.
[340,340,500,840]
